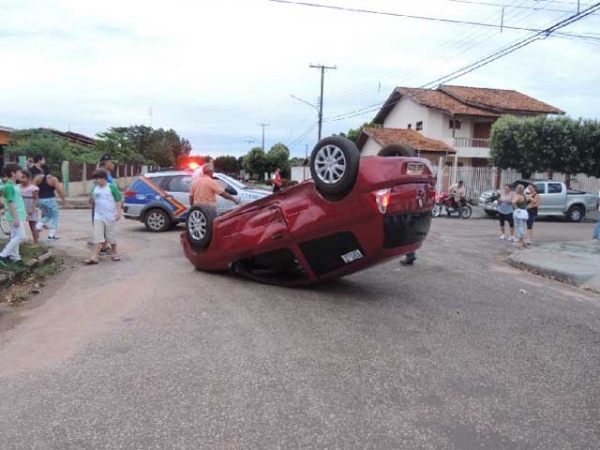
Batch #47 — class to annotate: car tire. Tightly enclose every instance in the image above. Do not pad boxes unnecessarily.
[566,205,584,222]
[377,144,415,157]
[186,205,216,250]
[310,136,360,201]
[144,208,171,232]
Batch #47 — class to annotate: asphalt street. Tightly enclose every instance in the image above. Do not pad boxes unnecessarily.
[1,209,599,450]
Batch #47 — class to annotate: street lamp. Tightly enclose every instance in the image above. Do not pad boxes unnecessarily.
[288,93,319,113]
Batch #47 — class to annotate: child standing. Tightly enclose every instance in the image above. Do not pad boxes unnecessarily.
[84,169,123,265]
[20,170,40,245]
[0,164,28,268]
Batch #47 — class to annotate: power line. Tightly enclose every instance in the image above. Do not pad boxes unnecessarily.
[446,0,599,14]
[287,122,318,149]
[269,0,600,40]
[323,2,600,122]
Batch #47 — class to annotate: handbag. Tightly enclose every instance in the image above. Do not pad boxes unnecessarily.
[514,209,529,220]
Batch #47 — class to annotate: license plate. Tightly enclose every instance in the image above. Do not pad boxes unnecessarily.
[341,249,363,264]
[406,162,424,175]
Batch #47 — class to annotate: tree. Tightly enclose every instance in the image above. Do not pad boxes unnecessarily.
[266,143,290,174]
[6,129,99,175]
[214,156,240,174]
[490,116,587,178]
[578,119,600,178]
[336,121,381,142]
[95,125,192,166]
[243,147,268,180]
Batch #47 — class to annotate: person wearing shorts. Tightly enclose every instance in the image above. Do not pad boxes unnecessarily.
[20,170,40,244]
[84,169,122,265]
[526,184,541,247]
[497,184,515,242]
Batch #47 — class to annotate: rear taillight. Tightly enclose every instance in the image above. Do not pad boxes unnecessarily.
[125,190,137,198]
[373,188,392,214]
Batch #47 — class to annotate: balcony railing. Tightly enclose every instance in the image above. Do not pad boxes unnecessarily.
[453,137,490,148]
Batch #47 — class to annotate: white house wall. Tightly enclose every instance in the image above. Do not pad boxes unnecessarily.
[361,137,382,157]
[383,97,429,133]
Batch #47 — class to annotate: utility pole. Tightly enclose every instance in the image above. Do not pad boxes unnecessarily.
[257,123,269,150]
[310,64,336,140]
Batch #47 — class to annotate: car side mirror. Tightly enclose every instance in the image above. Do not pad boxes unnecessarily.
[225,185,237,196]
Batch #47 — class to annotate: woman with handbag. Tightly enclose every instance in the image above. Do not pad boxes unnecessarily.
[512,184,529,248]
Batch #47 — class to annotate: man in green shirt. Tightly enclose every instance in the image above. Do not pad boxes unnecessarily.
[0,164,28,267]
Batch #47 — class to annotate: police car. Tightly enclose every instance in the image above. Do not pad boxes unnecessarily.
[123,169,270,232]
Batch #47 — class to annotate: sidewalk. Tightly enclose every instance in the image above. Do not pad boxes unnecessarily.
[509,241,600,291]
[65,195,91,209]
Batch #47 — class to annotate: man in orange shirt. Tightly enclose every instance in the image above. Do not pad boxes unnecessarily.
[189,163,240,209]
[272,168,283,193]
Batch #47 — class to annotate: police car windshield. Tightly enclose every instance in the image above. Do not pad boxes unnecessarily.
[216,173,251,190]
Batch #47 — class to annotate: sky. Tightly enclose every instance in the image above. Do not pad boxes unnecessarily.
[1,0,599,158]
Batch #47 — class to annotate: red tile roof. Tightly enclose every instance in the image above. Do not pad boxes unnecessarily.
[440,85,564,114]
[358,127,456,153]
[398,87,499,117]
[374,85,564,124]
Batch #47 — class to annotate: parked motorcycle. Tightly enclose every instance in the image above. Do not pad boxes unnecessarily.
[432,192,473,219]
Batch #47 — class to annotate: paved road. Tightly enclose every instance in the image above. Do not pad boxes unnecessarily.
[1,210,599,450]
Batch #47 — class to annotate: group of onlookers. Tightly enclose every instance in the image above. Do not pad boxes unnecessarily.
[0,153,123,268]
[496,183,541,248]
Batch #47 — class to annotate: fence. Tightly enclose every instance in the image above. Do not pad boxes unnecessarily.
[433,166,600,199]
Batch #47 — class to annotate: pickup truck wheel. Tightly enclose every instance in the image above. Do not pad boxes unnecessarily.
[310,136,360,201]
[567,206,584,222]
[144,208,171,232]
[186,205,216,250]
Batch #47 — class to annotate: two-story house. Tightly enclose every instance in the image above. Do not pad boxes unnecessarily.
[359,85,564,166]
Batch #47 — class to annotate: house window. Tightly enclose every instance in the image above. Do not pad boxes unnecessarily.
[416,121,423,131]
[449,119,461,130]
[407,123,412,129]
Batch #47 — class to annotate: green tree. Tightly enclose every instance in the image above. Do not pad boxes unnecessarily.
[336,121,381,142]
[266,143,290,174]
[243,147,268,180]
[6,129,99,175]
[578,119,600,178]
[491,116,586,178]
[214,155,240,174]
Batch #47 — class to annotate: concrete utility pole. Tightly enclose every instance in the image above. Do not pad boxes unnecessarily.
[257,123,269,150]
[309,64,336,141]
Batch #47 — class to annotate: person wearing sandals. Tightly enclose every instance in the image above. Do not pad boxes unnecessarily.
[525,184,541,247]
[512,185,528,248]
[84,169,123,265]
[497,184,515,242]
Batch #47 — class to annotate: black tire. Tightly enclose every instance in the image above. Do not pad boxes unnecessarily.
[186,205,216,251]
[461,205,473,219]
[144,208,171,232]
[484,210,497,217]
[310,136,360,201]
[566,205,584,222]
[377,144,415,157]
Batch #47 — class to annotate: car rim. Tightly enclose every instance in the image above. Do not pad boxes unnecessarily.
[188,210,207,240]
[572,210,581,221]
[148,212,166,230]
[314,145,346,185]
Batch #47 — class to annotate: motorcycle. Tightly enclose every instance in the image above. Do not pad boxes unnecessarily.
[432,192,473,219]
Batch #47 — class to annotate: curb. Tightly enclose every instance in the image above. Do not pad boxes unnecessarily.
[508,257,577,286]
[0,250,55,288]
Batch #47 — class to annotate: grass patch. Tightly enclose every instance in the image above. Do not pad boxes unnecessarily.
[0,241,50,272]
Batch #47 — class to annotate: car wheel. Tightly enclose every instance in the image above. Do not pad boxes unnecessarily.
[377,144,415,157]
[310,136,360,201]
[567,206,584,222]
[144,208,171,232]
[484,210,497,217]
[186,205,216,250]
[461,205,473,219]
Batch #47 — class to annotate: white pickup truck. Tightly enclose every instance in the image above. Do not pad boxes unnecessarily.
[479,179,599,222]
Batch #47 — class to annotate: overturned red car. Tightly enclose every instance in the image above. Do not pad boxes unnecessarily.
[181,136,436,286]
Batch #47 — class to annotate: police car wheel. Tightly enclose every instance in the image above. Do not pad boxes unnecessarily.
[186,205,216,250]
[144,208,171,232]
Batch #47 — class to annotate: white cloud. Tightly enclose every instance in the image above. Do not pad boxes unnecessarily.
[0,0,599,157]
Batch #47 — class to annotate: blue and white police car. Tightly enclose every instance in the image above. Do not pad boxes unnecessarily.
[123,169,270,232]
